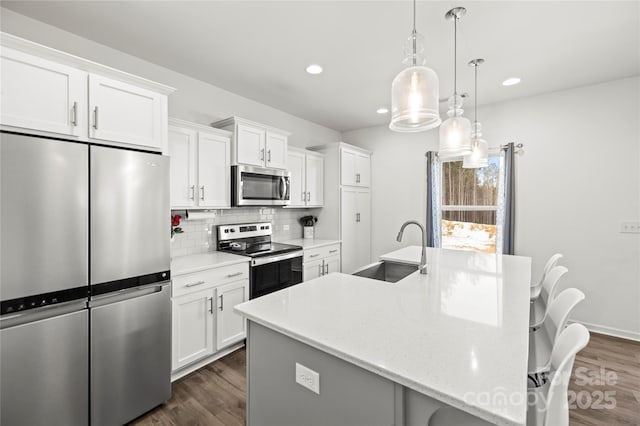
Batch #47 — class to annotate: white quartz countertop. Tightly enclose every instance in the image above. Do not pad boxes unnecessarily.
[379,245,424,265]
[171,252,249,276]
[279,238,341,250]
[235,247,531,426]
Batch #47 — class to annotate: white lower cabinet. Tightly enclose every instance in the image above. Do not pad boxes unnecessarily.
[341,188,371,274]
[302,243,341,281]
[171,262,249,375]
[216,280,248,349]
[172,289,215,371]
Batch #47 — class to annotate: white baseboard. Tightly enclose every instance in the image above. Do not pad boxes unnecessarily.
[568,320,640,342]
[171,341,245,382]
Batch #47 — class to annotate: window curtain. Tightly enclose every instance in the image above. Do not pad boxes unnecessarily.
[499,142,516,254]
[425,151,441,247]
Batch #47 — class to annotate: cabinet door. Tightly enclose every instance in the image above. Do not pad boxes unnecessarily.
[89,74,164,150]
[324,255,341,275]
[0,47,86,137]
[287,151,306,207]
[198,132,230,208]
[340,148,357,186]
[216,280,248,349]
[265,132,287,169]
[356,189,372,269]
[340,187,359,274]
[306,154,324,206]
[172,290,215,371]
[303,259,324,282]
[236,123,265,166]
[168,126,197,208]
[355,153,371,187]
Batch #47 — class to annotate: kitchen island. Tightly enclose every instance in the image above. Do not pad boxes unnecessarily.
[235,247,531,426]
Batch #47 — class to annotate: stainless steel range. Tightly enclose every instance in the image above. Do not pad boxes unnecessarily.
[217,223,303,299]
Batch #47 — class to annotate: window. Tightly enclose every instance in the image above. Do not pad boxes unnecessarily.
[439,156,500,253]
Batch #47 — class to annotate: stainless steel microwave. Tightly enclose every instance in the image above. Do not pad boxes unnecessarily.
[232,165,291,206]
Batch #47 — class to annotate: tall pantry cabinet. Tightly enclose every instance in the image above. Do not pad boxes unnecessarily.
[309,143,372,274]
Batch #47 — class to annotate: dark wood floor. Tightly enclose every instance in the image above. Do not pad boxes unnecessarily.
[131,332,639,426]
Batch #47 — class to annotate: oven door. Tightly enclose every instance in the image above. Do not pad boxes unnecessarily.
[233,165,290,206]
[250,251,303,299]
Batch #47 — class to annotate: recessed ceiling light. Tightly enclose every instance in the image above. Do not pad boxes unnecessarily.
[376,107,389,114]
[305,64,323,75]
[502,77,521,86]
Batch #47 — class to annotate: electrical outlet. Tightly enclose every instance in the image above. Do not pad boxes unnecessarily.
[283,224,290,231]
[620,221,640,234]
[295,363,320,394]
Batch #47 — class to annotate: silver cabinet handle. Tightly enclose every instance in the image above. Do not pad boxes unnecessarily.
[324,263,329,274]
[356,212,360,223]
[307,192,311,202]
[329,249,338,254]
[219,294,224,311]
[70,101,78,126]
[302,191,307,202]
[209,297,214,314]
[93,106,99,130]
[189,185,195,200]
[226,272,243,278]
[267,150,271,163]
[319,264,323,276]
[200,185,205,201]
[260,149,265,161]
[186,280,206,288]
[309,254,319,258]
[356,173,361,183]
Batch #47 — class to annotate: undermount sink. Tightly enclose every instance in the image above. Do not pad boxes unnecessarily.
[352,260,418,283]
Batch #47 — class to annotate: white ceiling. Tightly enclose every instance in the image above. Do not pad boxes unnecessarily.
[3,1,638,132]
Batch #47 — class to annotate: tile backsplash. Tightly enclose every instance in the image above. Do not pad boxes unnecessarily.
[170,207,321,258]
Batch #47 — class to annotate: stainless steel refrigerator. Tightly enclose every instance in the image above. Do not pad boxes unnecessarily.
[1,132,171,426]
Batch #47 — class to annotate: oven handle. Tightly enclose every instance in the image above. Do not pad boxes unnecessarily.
[251,250,303,266]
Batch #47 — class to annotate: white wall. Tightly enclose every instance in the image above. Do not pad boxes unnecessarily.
[0,8,341,148]
[344,77,640,339]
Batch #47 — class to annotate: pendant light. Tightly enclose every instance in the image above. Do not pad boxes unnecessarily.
[439,7,471,157]
[389,0,440,132]
[463,58,489,168]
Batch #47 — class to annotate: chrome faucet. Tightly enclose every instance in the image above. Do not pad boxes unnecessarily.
[396,220,428,274]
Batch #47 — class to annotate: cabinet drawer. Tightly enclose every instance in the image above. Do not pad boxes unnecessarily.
[172,262,249,297]
[304,243,341,263]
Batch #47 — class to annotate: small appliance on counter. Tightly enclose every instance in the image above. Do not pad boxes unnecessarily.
[217,222,303,298]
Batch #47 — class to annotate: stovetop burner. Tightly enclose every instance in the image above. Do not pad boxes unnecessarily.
[217,222,302,258]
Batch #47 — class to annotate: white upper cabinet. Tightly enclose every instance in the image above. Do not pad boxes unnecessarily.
[0,47,87,137]
[265,131,287,169]
[212,117,290,170]
[236,123,266,167]
[306,153,324,206]
[198,132,230,208]
[168,119,231,209]
[287,149,306,207]
[0,32,174,151]
[88,75,165,151]
[340,146,371,187]
[286,147,324,208]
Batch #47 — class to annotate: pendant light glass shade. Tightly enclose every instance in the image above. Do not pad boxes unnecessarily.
[463,122,489,168]
[439,7,471,157]
[390,65,440,132]
[389,1,440,132]
[463,58,489,168]
[439,94,472,157]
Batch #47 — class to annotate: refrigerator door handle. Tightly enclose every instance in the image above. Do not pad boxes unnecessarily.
[1,299,87,329]
[89,282,169,308]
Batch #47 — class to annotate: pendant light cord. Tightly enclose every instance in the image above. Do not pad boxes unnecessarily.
[474,62,478,125]
[412,0,417,66]
[453,16,457,96]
